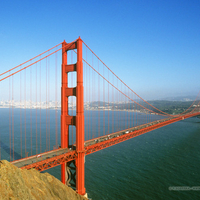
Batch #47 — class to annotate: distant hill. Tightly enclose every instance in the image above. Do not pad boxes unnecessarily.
[159,95,199,101]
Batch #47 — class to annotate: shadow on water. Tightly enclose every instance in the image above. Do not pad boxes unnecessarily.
[0,140,46,173]
[0,140,22,160]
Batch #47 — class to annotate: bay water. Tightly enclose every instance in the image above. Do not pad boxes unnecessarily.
[0,108,200,199]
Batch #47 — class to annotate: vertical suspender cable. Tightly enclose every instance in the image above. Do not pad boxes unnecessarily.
[46,58,48,152]
[9,72,11,161]
[40,57,42,153]
[12,75,14,160]
[116,80,118,131]
[103,63,105,136]
[85,59,87,141]
[98,59,100,137]
[119,80,120,131]
[126,85,127,129]
[39,57,42,153]
[55,50,58,148]
[24,69,26,157]
[129,88,130,128]
[125,85,127,129]
[30,65,32,155]
[121,81,123,130]
[111,75,114,133]
[86,62,89,141]
[136,94,138,126]
[20,69,22,158]
[92,54,94,138]
[36,63,38,154]
[48,56,50,151]
[86,47,88,141]
[108,68,109,135]
[89,59,91,139]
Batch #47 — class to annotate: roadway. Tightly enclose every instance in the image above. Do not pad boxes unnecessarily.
[12,148,69,168]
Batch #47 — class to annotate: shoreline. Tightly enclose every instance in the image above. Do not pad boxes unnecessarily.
[0,106,158,115]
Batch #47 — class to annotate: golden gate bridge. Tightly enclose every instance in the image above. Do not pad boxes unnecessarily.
[0,37,200,196]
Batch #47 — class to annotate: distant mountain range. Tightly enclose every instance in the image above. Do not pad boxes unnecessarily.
[159,95,200,101]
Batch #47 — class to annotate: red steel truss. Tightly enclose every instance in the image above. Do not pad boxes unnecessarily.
[20,151,77,171]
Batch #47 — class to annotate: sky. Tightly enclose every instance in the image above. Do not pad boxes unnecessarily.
[0,0,200,100]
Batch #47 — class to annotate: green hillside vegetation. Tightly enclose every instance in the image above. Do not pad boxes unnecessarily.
[148,100,194,114]
[88,100,196,115]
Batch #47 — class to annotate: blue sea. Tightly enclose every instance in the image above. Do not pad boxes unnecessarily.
[0,108,200,199]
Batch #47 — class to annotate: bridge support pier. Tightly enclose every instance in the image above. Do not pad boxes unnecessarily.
[66,160,76,189]
[61,37,86,195]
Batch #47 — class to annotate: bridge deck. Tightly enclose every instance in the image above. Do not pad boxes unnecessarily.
[12,148,70,168]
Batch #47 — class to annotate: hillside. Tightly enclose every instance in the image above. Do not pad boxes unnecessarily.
[0,160,88,200]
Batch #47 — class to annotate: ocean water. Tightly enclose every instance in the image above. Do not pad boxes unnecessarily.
[83,117,200,200]
[0,109,200,199]
[39,116,200,200]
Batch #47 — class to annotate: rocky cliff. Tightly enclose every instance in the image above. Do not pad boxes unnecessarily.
[0,160,88,200]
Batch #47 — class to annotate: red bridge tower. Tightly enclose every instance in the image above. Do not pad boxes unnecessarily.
[61,37,85,195]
